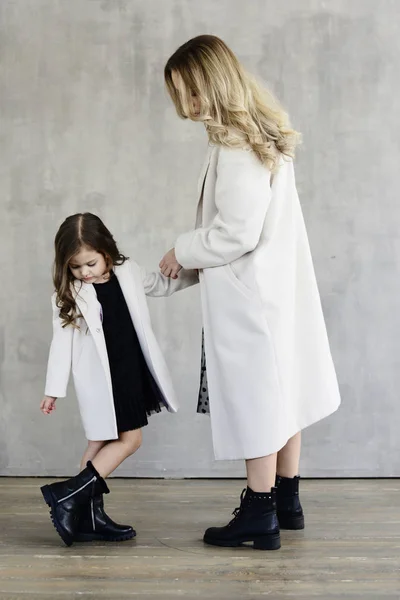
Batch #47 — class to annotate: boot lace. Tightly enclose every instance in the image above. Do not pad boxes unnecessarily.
[228,488,247,526]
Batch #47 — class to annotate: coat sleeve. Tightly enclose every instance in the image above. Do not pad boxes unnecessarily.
[141,268,199,297]
[175,147,271,270]
[44,294,73,398]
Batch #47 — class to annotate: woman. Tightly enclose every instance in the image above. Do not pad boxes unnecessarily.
[160,35,341,551]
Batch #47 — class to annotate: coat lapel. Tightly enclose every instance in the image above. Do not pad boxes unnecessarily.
[73,280,113,398]
[73,281,102,332]
[195,144,214,228]
[197,144,213,195]
[114,262,146,344]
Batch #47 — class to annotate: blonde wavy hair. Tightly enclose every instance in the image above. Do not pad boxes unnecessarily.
[165,35,300,171]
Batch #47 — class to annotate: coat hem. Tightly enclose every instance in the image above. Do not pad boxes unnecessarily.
[212,400,341,461]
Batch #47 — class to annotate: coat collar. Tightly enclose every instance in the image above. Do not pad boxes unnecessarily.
[72,261,130,298]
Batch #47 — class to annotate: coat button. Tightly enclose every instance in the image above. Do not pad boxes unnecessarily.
[96,328,101,333]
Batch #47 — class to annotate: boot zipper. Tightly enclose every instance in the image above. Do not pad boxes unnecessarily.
[57,476,97,503]
[91,498,96,531]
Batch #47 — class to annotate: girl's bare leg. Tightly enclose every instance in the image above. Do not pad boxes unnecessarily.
[91,429,142,478]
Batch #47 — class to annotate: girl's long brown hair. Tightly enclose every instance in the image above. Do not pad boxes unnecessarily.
[53,213,128,328]
[165,35,300,171]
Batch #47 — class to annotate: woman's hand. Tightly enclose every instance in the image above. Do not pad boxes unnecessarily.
[159,248,182,279]
[40,396,57,415]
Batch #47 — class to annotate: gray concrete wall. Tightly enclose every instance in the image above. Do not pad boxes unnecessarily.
[1,0,399,477]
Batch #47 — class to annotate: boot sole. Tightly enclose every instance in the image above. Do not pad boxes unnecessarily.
[278,514,305,530]
[203,532,281,551]
[41,485,74,547]
[74,530,136,542]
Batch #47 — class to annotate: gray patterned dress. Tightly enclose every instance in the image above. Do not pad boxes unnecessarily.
[196,330,210,414]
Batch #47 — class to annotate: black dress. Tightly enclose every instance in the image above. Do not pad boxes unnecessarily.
[93,273,165,432]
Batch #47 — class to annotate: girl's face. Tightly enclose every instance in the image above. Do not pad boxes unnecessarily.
[69,246,108,284]
[171,70,201,117]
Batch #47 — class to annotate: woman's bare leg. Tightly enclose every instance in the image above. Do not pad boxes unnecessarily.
[276,432,301,478]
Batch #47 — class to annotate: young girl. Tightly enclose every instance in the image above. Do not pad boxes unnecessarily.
[160,35,341,550]
[40,212,197,546]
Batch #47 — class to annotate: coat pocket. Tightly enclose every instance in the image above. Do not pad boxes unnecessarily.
[223,263,254,300]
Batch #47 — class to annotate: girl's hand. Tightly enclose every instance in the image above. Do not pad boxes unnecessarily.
[40,396,57,415]
[159,248,182,279]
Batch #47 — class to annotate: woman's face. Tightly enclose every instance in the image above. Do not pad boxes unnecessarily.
[171,70,200,117]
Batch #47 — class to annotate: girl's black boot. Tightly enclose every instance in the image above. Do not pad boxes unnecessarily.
[74,494,136,542]
[41,461,109,546]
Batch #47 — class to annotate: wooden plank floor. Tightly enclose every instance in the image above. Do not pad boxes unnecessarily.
[0,479,399,599]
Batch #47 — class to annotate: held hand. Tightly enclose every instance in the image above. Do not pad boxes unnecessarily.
[40,395,57,416]
[159,248,182,280]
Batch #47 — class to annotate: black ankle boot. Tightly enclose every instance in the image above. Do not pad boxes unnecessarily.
[275,475,304,530]
[74,494,136,542]
[41,461,109,546]
[203,487,281,550]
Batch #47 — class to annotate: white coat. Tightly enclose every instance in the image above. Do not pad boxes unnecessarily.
[44,260,198,441]
[175,144,341,461]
